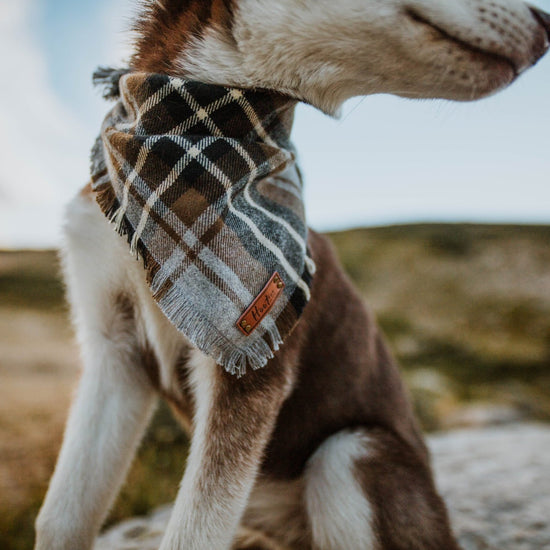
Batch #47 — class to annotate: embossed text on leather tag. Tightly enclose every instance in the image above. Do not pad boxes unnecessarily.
[237,272,285,336]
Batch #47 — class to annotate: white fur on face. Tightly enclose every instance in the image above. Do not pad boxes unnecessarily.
[179,0,547,113]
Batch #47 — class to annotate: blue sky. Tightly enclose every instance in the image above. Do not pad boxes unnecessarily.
[0,0,549,248]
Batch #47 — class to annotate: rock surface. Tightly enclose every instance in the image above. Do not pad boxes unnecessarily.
[95,424,550,550]
[431,424,550,550]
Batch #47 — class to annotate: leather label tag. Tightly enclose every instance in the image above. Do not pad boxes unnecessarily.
[237,272,285,336]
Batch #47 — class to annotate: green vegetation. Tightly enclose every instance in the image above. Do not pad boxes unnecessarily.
[329,223,550,429]
[0,404,188,550]
[107,403,189,526]
[0,250,65,310]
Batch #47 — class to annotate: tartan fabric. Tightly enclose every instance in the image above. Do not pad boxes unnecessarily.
[90,70,315,375]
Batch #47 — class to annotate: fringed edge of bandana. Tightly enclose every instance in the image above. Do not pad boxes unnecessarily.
[93,175,154,270]
[92,67,131,100]
[92,179,310,377]
[154,281,306,377]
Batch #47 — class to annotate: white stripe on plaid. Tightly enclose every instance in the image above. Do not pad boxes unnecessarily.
[170,83,240,138]
[234,92,279,148]
[132,137,211,245]
[105,141,255,311]
[232,141,307,252]
[158,84,310,256]
[118,79,307,256]
[187,147,311,300]
[105,131,307,294]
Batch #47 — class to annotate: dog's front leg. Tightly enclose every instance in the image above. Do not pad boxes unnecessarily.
[35,302,158,550]
[159,352,292,550]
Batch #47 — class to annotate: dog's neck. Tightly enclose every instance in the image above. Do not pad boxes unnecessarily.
[130,0,297,150]
[131,1,299,144]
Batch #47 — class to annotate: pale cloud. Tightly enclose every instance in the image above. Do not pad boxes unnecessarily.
[0,0,89,247]
[99,0,136,65]
[0,0,136,248]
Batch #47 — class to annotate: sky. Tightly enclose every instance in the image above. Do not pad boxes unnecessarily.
[0,0,549,248]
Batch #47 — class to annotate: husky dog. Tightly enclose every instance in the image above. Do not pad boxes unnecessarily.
[36,1,549,549]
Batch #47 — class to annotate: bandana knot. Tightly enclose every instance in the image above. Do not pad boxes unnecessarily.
[91,70,315,376]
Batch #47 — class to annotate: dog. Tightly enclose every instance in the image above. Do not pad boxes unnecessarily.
[35,1,550,549]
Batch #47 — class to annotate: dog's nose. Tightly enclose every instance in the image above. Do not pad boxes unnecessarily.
[530,6,550,37]
[530,6,550,60]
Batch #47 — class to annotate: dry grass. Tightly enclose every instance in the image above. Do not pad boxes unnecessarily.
[0,308,77,550]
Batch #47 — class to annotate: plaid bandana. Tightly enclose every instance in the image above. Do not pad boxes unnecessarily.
[90,70,315,376]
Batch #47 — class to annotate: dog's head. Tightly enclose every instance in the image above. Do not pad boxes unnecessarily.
[134,0,550,113]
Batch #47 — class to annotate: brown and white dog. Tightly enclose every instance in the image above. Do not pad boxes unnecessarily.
[36,1,549,549]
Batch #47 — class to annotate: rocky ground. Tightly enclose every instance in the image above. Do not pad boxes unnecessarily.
[433,425,550,550]
[95,424,550,550]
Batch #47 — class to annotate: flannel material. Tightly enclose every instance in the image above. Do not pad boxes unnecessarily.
[90,71,315,375]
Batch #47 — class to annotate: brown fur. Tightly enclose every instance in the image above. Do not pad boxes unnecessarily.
[242,479,309,549]
[78,162,457,550]
[133,0,235,73]
[80,181,94,197]
[260,232,429,479]
[233,525,290,550]
[354,428,458,550]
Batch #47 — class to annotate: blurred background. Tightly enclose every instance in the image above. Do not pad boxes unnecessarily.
[1,1,549,549]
